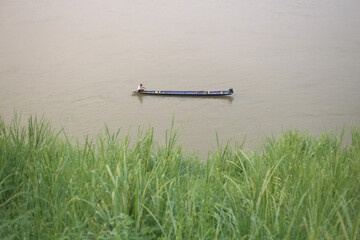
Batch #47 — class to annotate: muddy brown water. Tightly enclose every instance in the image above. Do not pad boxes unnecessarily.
[1,0,360,157]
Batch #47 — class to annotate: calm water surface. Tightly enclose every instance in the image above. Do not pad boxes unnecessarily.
[1,0,360,157]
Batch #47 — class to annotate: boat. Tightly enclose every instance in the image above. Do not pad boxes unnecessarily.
[133,88,234,96]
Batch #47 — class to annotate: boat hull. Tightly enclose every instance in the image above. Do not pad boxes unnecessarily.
[133,89,233,96]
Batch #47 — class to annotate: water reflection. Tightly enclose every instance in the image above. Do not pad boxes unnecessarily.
[134,94,234,104]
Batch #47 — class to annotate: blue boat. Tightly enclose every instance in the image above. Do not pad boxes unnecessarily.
[133,88,233,96]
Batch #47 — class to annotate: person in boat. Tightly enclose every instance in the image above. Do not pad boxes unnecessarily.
[137,83,146,92]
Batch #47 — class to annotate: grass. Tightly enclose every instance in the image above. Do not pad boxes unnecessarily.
[0,114,360,239]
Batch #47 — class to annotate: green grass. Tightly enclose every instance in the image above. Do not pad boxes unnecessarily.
[1,114,360,239]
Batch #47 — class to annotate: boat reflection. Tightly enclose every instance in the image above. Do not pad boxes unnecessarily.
[134,94,234,104]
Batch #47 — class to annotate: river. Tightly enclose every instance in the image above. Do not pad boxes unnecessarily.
[1,0,360,157]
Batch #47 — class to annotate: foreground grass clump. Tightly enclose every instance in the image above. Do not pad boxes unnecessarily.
[1,115,360,239]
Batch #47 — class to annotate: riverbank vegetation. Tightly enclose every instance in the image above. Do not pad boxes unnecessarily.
[1,115,360,239]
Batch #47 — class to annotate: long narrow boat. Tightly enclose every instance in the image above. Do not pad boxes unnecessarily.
[133,88,233,96]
